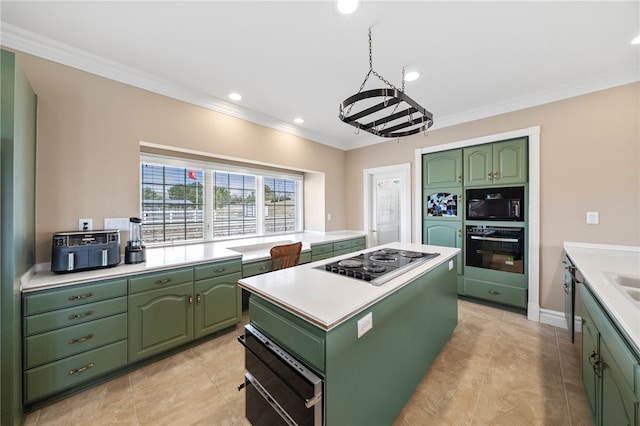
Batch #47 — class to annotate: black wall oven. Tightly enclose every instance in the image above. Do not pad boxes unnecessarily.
[466,226,525,274]
[466,186,524,221]
[239,324,323,426]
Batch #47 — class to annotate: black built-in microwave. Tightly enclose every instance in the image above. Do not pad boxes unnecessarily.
[466,186,524,221]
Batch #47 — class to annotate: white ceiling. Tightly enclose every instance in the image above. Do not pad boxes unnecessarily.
[2,1,639,150]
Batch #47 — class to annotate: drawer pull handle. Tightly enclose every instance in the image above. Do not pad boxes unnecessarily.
[155,278,172,285]
[213,268,226,273]
[69,333,94,344]
[259,266,269,271]
[68,292,93,301]
[69,362,95,375]
[488,290,500,295]
[68,310,94,320]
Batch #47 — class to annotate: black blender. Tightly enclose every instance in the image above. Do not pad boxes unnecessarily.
[124,217,146,264]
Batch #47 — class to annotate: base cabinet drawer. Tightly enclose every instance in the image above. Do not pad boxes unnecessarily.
[24,314,127,369]
[24,296,127,336]
[24,340,127,404]
[463,278,527,308]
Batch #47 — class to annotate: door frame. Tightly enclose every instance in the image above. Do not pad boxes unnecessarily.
[363,163,412,247]
[414,126,540,323]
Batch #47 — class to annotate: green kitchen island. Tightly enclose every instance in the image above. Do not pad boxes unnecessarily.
[238,242,460,425]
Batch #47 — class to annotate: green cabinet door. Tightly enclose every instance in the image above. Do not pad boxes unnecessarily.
[128,282,194,363]
[600,338,637,426]
[581,301,599,418]
[422,220,462,275]
[194,272,242,339]
[493,139,527,185]
[463,144,493,186]
[422,150,462,188]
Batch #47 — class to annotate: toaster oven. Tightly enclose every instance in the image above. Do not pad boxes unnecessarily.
[51,230,121,273]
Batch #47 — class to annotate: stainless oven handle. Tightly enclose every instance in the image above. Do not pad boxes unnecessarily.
[470,235,519,243]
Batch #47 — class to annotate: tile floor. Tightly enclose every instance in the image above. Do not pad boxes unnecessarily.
[25,299,593,426]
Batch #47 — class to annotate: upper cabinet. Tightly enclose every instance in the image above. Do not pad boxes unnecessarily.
[422,149,462,188]
[464,138,528,186]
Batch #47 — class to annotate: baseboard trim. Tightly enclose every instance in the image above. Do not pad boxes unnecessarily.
[539,308,582,332]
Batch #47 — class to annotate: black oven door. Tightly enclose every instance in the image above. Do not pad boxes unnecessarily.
[239,324,323,426]
[466,226,524,274]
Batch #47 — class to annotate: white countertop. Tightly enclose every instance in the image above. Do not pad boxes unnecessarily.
[564,242,640,353]
[21,230,365,293]
[238,242,460,331]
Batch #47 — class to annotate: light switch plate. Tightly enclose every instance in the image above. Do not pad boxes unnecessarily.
[357,312,373,338]
[586,212,599,225]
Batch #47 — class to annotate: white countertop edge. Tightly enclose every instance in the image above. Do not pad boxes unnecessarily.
[564,241,640,253]
[563,242,640,353]
[239,245,460,331]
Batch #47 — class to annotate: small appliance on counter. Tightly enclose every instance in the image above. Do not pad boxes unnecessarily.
[51,230,121,273]
[124,217,146,264]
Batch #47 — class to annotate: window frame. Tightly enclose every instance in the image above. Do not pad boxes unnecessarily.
[140,153,303,245]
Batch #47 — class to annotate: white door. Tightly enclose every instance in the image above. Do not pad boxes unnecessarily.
[364,164,411,247]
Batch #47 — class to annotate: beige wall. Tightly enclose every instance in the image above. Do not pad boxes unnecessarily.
[12,49,640,313]
[345,82,640,312]
[12,52,347,263]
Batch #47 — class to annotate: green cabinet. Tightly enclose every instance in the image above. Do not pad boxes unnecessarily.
[129,260,242,363]
[423,219,463,292]
[581,283,639,426]
[463,138,527,186]
[310,237,366,262]
[422,149,462,188]
[22,278,128,405]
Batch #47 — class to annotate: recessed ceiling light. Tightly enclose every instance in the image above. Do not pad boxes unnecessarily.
[632,34,640,45]
[294,117,305,124]
[228,92,242,101]
[337,0,359,15]
[405,71,420,82]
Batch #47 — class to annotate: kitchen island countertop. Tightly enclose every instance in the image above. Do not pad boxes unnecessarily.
[564,242,640,352]
[239,242,459,330]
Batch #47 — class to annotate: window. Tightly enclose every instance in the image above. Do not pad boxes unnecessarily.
[140,155,302,244]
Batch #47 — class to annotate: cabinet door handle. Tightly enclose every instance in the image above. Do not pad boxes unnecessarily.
[68,310,94,320]
[196,294,202,305]
[488,290,500,295]
[68,292,93,301]
[457,175,462,183]
[487,172,492,181]
[457,229,462,237]
[493,171,499,180]
[588,350,601,375]
[155,278,172,285]
[69,333,94,344]
[213,268,226,273]
[188,295,193,307]
[69,362,95,375]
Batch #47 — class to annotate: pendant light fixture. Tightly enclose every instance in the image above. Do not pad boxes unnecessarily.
[339,28,433,138]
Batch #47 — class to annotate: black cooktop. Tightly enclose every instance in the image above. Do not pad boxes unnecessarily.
[316,247,440,286]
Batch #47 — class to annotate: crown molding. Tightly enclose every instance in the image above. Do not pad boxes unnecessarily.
[2,22,637,153]
[0,23,348,150]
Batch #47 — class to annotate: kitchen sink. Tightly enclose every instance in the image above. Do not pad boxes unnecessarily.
[605,272,640,289]
[605,271,640,308]
[227,240,293,253]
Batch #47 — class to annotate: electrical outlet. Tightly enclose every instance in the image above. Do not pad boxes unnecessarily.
[327,213,332,221]
[357,312,373,338]
[78,218,93,231]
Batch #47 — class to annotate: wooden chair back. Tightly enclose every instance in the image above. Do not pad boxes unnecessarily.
[270,242,302,271]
